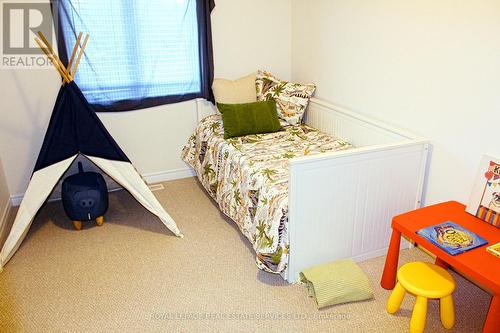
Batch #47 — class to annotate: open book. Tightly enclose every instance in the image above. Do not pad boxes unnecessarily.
[417,222,488,255]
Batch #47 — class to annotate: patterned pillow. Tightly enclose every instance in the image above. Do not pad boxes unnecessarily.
[256,70,316,126]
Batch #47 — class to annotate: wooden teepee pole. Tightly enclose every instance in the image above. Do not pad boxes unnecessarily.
[34,37,71,83]
[67,32,83,74]
[70,34,89,78]
[37,31,73,82]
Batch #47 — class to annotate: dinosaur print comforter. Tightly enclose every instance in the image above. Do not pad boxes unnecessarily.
[181,115,352,277]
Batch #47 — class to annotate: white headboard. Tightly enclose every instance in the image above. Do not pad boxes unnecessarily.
[304,98,422,147]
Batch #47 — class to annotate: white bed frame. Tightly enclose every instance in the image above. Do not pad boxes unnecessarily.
[196,98,429,283]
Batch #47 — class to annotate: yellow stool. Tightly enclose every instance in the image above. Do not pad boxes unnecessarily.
[386,262,456,333]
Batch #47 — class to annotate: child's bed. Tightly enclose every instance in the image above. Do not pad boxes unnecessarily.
[183,97,429,282]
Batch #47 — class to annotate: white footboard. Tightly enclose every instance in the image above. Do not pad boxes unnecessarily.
[286,98,429,282]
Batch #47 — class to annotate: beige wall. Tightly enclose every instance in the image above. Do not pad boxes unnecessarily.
[291,0,500,205]
[0,0,292,198]
[212,0,291,80]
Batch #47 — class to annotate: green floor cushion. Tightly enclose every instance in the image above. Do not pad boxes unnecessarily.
[300,259,374,309]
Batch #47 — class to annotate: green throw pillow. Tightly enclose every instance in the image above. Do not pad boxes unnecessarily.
[300,259,374,309]
[217,100,282,139]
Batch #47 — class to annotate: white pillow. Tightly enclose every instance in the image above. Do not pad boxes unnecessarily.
[212,73,257,104]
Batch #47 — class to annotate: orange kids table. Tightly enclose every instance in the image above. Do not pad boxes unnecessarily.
[380,201,500,333]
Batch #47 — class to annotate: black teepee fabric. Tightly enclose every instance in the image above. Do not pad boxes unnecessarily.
[33,81,130,172]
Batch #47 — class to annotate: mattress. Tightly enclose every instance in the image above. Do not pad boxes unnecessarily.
[181,114,352,276]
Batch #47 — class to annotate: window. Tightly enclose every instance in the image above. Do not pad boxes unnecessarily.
[55,0,214,111]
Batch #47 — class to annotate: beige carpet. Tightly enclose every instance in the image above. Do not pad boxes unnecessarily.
[0,177,491,332]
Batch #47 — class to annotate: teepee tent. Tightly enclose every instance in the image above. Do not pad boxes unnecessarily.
[0,32,182,270]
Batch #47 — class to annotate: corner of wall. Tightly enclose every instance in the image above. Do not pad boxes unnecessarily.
[0,199,13,248]
[0,157,13,250]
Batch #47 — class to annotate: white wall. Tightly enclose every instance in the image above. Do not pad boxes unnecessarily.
[212,0,291,80]
[291,0,500,205]
[0,0,292,198]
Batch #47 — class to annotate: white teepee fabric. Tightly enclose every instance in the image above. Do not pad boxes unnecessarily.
[0,156,76,268]
[87,156,182,236]
[0,154,182,271]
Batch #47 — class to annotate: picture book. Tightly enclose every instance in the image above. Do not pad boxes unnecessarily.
[416,221,488,255]
[466,155,500,228]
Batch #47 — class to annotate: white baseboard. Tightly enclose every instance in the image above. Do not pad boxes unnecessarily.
[142,167,196,185]
[10,194,23,207]
[10,167,196,207]
[351,239,411,263]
